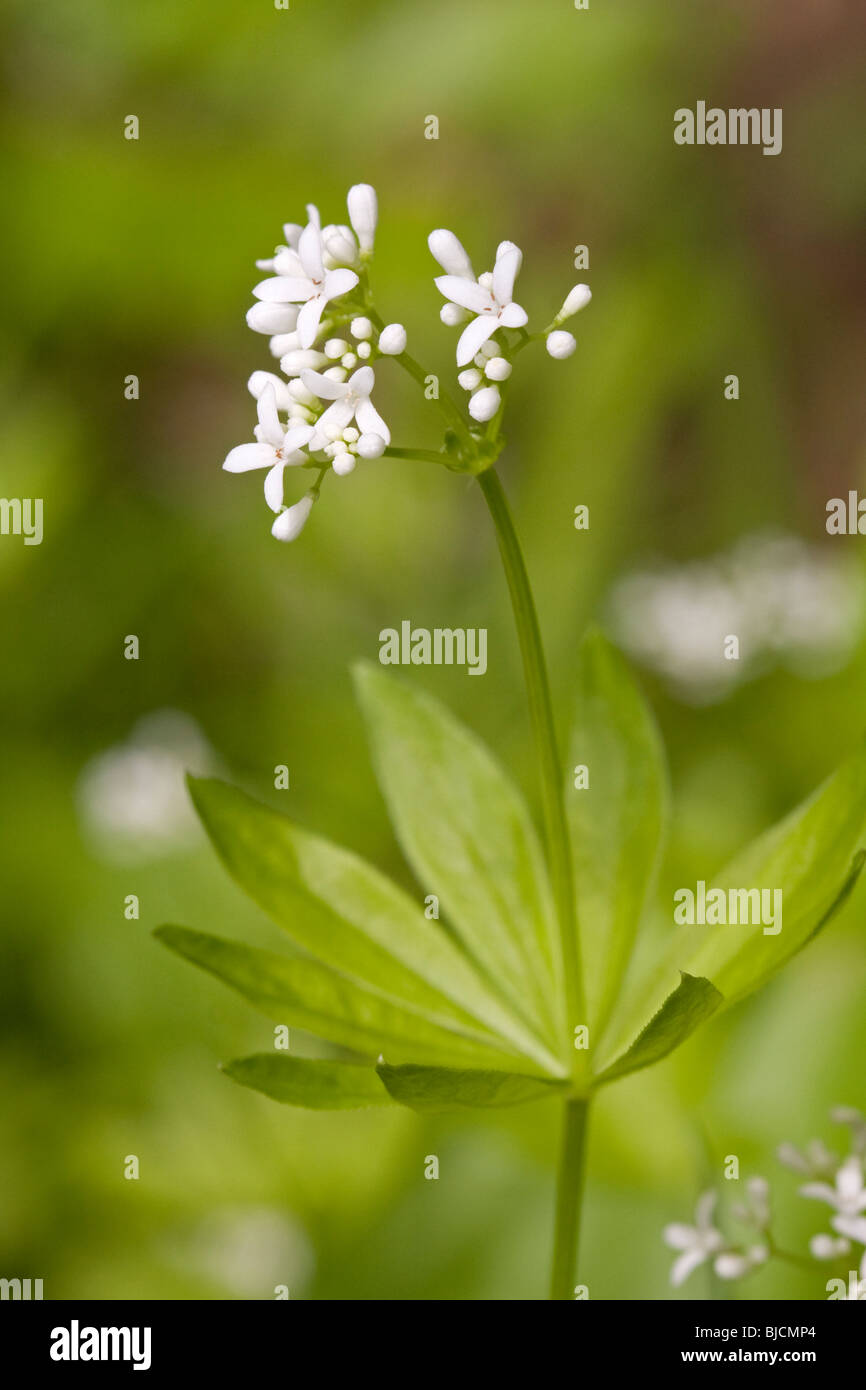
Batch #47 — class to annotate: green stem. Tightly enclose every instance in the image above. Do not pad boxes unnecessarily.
[383,446,449,465]
[550,1098,591,1300]
[477,468,585,1038]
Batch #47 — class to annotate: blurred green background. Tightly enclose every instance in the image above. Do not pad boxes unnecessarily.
[2,0,866,1300]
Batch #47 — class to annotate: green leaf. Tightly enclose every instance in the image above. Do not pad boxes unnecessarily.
[679,745,866,1004]
[187,777,563,1078]
[567,629,669,1037]
[599,742,866,1069]
[223,1055,392,1109]
[593,972,722,1087]
[156,925,540,1072]
[354,663,562,1049]
[376,1062,568,1113]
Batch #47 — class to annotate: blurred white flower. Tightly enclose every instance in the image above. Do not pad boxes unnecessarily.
[77,712,214,863]
[608,532,863,703]
[167,1205,314,1299]
[800,1155,866,1220]
[663,1191,725,1286]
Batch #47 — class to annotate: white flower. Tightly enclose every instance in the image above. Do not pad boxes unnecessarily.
[777,1138,838,1177]
[347,184,377,255]
[223,385,314,512]
[271,493,314,543]
[253,213,359,349]
[378,323,407,355]
[663,1192,725,1287]
[557,283,592,322]
[246,301,299,336]
[546,329,576,359]
[732,1176,771,1230]
[800,1156,866,1220]
[468,385,500,423]
[434,239,528,366]
[302,365,391,447]
[255,223,303,273]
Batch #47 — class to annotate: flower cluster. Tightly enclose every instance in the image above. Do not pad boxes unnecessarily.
[222,184,591,540]
[663,1106,866,1298]
[429,227,591,423]
[224,184,401,541]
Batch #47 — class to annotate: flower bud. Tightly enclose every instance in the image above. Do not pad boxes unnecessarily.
[557,283,592,322]
[322,223,359,267]
[247,371,294,411]
[347,183,377,254]
[357,341,372,359]
[468,386,500,422]
[485,357,512,381]
[440,303,468,327]
[545,330,576,360]
[324,338,349,359]
[428,229,474,278]
[246,301,299,335]
[280,349,329,376]
[357,433,386,459]
[378,323,407,355]
[457,368,482,391]
[350,317,373,340]
[332,452,356,476]
[341,352,358,370]
[271,494,314,542]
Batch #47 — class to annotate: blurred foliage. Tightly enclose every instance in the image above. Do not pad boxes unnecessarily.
[1,0,865,1299]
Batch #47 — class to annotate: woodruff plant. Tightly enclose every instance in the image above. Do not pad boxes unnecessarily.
[157,183,866,1300]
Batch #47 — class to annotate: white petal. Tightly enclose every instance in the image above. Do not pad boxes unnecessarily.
[282,424,315,452]
[347,183,378,253]
[305,204,321,230]
[663,1223,697,1251]
[272,248,305,278]
[255,384,284,448]
[355,397,390,445]
[347,365,375,397]
[456,314,497,366]
[435,275,494,314]
[671,1248,705,1288]
[269,333,299,358]
[298,220,325,282]
[836,1157,864,1205]
[428,228,474,278]
[248,371,294,411]
[316,399,356,439]
[263,462,286,513]
[832,1214,866,1243]
[246,301,299,335]
[322,266,359,302]
[282,222,303,248]
[799,1181,838,1206]
[695,1191,718,1230]
[271,494,314,542]
[499,301,528,329]
[280,349,329,376]
[296,295,327,349]
[253,275,311,303]
[223,442,275,472]
[322,224,359,266]
[300,369,349,401]
[492,246,521,305]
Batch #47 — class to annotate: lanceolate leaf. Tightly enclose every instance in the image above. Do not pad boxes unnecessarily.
[156,925,541,1073]
[678,742,866,1004]
[593,972,722,1088]
[354,663,562,1049]
[599,742,866,1070]
[567,629,669,1040]
[224,1055,392,1109]
[187,777,564,1078]
[377,1062,569,1113]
